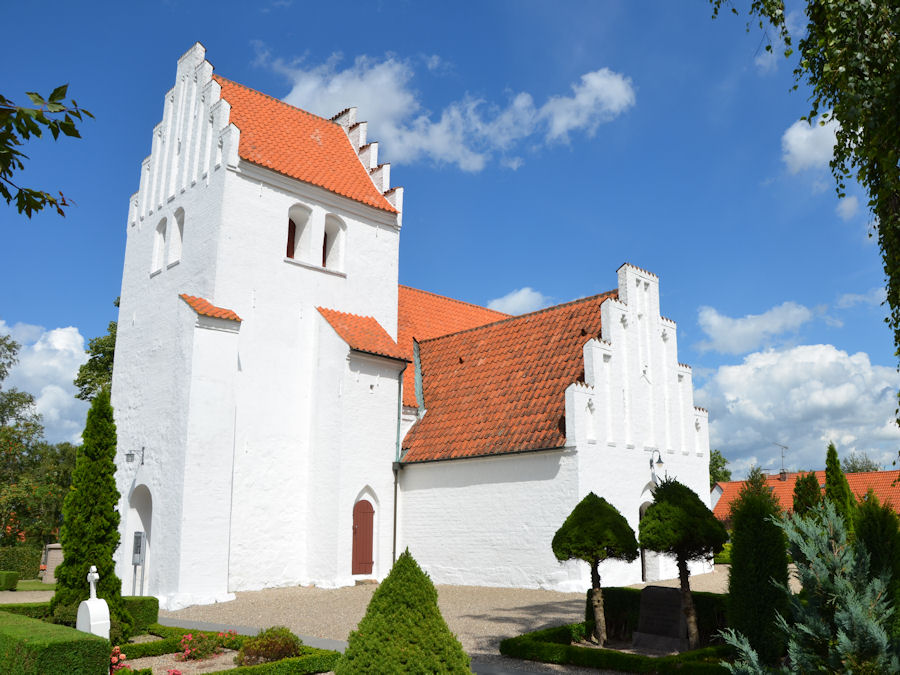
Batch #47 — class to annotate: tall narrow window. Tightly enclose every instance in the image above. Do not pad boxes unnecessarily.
[152,218,167,273]
[168,208,184,265]
[287,204,311,261]
[323,214,344,270]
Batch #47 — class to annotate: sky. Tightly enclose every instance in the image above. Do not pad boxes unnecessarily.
[2,1,897,477]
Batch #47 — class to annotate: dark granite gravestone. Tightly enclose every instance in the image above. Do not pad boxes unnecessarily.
[631,586,689,652]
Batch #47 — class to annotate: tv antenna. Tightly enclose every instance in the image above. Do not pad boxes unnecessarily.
[771,441,788,473]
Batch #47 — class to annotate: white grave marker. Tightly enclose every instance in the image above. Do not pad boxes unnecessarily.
[76,565,110,640]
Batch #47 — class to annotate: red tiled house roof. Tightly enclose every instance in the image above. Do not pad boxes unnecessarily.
[712,469,900,521]
[179,294,242,322]
[397,286,509,407]
[402,290,618,463]
[212,75,396,213]
[317,307,408,361]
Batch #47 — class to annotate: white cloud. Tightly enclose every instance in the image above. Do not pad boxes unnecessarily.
[782,113,838,174]
[487,287,553,315]
[0,320,89,443]
[696,344,900,478]
[754,49,779,74]
[257,47,636,171]
[696,301,814,354]
[836,286,886,310]
[836,195,859,221]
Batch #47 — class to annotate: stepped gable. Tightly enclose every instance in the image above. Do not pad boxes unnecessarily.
[179,294,242,322]
[397,286,510,407]
[212,75,396,213]
[317,307,408,361]
[402,290,618,463]
[712,469,900,521]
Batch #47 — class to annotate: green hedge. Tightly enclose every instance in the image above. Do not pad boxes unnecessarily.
[0,547,41,580]
[230,646,341,674]
[0,601,51,619]
[122,596,158,633]
[586,587,728,646]
[0,571,18,591]
[0,609,108,675]
[500,622,732,673]
[714,542,732,565]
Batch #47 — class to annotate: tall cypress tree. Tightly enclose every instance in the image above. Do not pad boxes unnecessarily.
[792,471,821,517]
[824,443,855,530]
[50,389,132,641]
[728,466,789,665]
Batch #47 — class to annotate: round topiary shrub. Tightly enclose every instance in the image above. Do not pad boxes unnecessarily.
[234,626,303,666]
[335,549,472,674]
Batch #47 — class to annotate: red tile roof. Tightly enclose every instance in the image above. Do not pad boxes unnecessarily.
[212,75,396,214]
[401,290,618,463]
[397,286,510,407]
[712,469,900,521]
[179,294,242,322]
[317,307,408,362]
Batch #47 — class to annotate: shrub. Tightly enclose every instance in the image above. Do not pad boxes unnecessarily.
[0,609,108,674]
[713,541,732,564]
[0,546,41,579]
[122,596,158,634]
[230,647,341,674]
[0,570,18,590]
[235,626,303,666]
[335,549,471,674]
[176,631,224,661]
[727,466,788,665]
[51,389,132,642]
[853,490,900,640]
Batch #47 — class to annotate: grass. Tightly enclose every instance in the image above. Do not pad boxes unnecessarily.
[15,579,55,592]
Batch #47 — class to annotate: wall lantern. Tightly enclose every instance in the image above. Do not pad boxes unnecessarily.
[125,450,135,463]
[649,449,664,470]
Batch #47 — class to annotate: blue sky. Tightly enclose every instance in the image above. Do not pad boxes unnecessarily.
[2,1,896,477]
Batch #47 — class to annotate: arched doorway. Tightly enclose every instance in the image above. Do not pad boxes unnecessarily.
[352,500,374,575]
[128,485,152,595]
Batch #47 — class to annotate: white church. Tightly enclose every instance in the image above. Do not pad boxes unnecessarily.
[111,44,713,610]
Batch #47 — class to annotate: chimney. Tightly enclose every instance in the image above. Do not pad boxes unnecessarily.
[779,469,788,482]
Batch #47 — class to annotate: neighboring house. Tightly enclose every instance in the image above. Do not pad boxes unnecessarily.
[111,44,713,610]
[711,469,900,525]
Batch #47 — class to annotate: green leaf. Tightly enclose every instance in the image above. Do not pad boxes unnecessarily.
[48,84,68,103]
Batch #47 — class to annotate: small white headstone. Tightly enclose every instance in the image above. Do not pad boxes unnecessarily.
[76,565,110,640]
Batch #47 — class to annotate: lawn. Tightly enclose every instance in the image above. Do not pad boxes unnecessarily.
[16,579,56,591]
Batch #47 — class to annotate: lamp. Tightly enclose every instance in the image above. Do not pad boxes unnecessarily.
[649,449,664,470]
[125,450,135,463]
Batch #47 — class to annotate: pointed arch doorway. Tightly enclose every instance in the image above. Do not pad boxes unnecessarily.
[352,500,374,575]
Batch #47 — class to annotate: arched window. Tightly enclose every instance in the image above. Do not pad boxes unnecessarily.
[168,208,184,265]
[287,204,311,260]
[152,218,167,273]
[323,214,345,270]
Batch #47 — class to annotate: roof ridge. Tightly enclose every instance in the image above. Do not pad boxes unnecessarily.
[399,285,510,317]
[417,289,619,345]
[212,74,339,128]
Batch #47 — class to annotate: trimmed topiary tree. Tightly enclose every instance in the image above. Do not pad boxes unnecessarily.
[727,466,788,665]
[824,442,855,530]
[639,477,727,650]
[335,549,471,674]
[50,389,132,642]
[854,490,900,641]
[792,471,821,517]
[552,492,638,646]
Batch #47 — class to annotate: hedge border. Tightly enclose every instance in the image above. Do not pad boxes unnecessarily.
[0,571,18,591]
[499,622,732,674]
[0,609,109,675]
[122,596,158,634]
[0,546,42,580]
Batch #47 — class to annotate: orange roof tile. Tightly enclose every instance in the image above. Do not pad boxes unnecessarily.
[179,294,242,322]
[712,469,900,521]
[212,75,396,214]
[401,290,618,463]
[397,286,510,407]
[317,307,408,362]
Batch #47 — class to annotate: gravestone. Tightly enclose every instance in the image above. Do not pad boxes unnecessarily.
[76,565,110,640]
[631,585,688,652]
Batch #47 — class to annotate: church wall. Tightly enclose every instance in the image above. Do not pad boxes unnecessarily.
[398,450,585,590]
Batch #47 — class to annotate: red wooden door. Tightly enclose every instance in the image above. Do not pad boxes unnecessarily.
[352,500,374,575]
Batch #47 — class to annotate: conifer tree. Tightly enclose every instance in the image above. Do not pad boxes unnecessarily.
[824,442,855,530]
[639,478,727,649]
[727,466,788,665]
[551,492,639,646]
[854,490,900,640]
[50,389,132,641]
[792,471,821,517]
[336,550,471,674]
